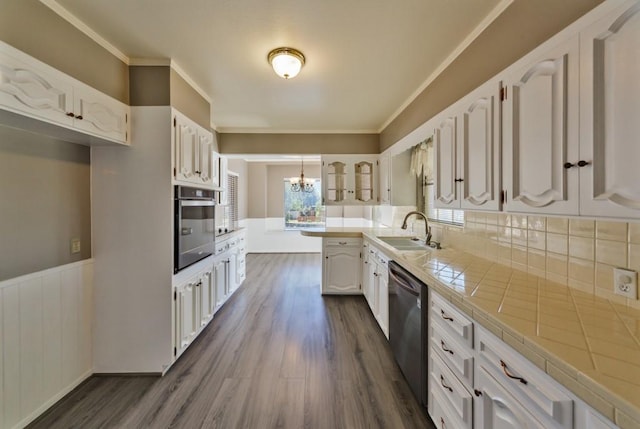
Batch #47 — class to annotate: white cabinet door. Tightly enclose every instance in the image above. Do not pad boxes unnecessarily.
[199,270,214,327]
[322,245,361,294]
[377,263,389,338]
[174,113,198,182]
[197,131,214,186]
[579,1,640,218]
[459,81,501,211]
[475,367,545,429]
[73,87,129,144]
[323,159,348,204]
[228,248,238,294]
[503,36,580,215]
[378,154,390,205]
[0,44,74,127]
[212,151,221,188]
[175,281,197,357]
[214,257,228,309]
[434,113,459,208]
[354,160,376,203]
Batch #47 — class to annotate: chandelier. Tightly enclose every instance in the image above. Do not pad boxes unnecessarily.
[290,158,314,193]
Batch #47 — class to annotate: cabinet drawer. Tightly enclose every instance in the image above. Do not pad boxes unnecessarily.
[431,352,473,429]
[324,237,361,247]
[432,321,474,387]
[430,384,466,429]
[432,293,473,348]
[477,328,573,429]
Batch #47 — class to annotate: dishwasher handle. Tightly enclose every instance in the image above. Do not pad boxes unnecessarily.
[389,268,420,297]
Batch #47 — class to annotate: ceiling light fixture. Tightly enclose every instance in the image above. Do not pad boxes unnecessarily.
[290,158,314,193]
[268,47,305,79]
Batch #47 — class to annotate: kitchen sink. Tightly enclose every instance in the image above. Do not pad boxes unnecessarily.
[376,236,432,251]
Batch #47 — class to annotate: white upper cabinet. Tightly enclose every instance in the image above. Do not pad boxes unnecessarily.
[502,36,580,215]
[459,82,501,211]
[322,155,378,205]
[434,113,459,208]
[579,1,640,218]
[173,110,215,188]
[378,154,390,205]
[0,41,129,145]
[434,79,501,211]
[72,86,128,143]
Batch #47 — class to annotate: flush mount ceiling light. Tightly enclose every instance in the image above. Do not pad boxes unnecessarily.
[268,47,305,79]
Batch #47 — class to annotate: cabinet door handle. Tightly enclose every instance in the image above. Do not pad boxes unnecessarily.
[66,112,75,117]
[440,417,446,429]
[440,309,454,322]
[440,340,454,355]
[577,160,591,167]
[500,359,527,385]
[75,114,83,120]
[563,162,575,169]
[440,375,453,392]
[474,389,482,397]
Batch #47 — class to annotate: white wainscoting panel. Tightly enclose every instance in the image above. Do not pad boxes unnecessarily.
[0,259,93,429]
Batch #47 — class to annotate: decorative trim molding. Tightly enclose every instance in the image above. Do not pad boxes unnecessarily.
[217,128,379,134]
[377,0,514,133]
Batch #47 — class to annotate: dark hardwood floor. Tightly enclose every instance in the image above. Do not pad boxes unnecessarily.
[28,253,434,429]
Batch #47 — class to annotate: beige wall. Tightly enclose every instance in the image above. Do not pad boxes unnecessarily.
[380,0,604,151]
[220,133,379,155]
[170,69,211,130]
[246,162,321,218]
[0,125,91,281]
[0,0,129,103]
[227,158,248,220]
[129,66,171,106]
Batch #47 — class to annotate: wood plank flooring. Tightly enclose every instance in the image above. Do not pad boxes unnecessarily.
[28,253,434,429]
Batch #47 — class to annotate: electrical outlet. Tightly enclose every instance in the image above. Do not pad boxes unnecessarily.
[71,238,81,254]
[613,268,637,299]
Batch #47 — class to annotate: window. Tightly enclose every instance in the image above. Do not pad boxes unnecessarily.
[284,178,325,229]
[424,182,464,226]
[228,173,238,228]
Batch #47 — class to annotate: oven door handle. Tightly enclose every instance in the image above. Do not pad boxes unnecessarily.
[179,200,215,207]
[389,269,420,297]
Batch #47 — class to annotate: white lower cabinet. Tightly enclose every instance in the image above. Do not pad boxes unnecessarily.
[322,238,362,294]
[359,238,390,338]
[173,231,247,360]
[427,291,619,429]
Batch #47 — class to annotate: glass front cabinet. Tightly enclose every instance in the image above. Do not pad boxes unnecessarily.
[322,155,378,205]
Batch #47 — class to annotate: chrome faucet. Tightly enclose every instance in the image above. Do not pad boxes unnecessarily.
[401,211,433,245]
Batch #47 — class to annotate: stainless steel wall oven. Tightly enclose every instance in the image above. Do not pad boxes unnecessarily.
[174,186,215,273]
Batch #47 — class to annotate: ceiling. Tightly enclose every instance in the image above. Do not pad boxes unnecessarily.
[47,0,506,133]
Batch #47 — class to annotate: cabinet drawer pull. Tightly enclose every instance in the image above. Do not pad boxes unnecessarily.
[66,112,75,117]
[338,241,347,245]
[500,359,527,385]
[440,417,447,429]
[440,309,454,322]
[75,114,83,120]
[440,340,454,355]
[440,375,453,392]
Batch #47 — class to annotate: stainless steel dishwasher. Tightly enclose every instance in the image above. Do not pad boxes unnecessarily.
[388,260,428,409]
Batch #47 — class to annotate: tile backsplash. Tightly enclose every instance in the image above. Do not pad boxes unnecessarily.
[431,212,640,310]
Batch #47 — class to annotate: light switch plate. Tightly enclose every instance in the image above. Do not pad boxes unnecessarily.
[71,238,81,254]
[613,268,637,299]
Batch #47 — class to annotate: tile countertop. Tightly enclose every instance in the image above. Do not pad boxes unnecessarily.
[302,227,640,429]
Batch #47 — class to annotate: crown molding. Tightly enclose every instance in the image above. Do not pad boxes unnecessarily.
[216,128,379,134]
